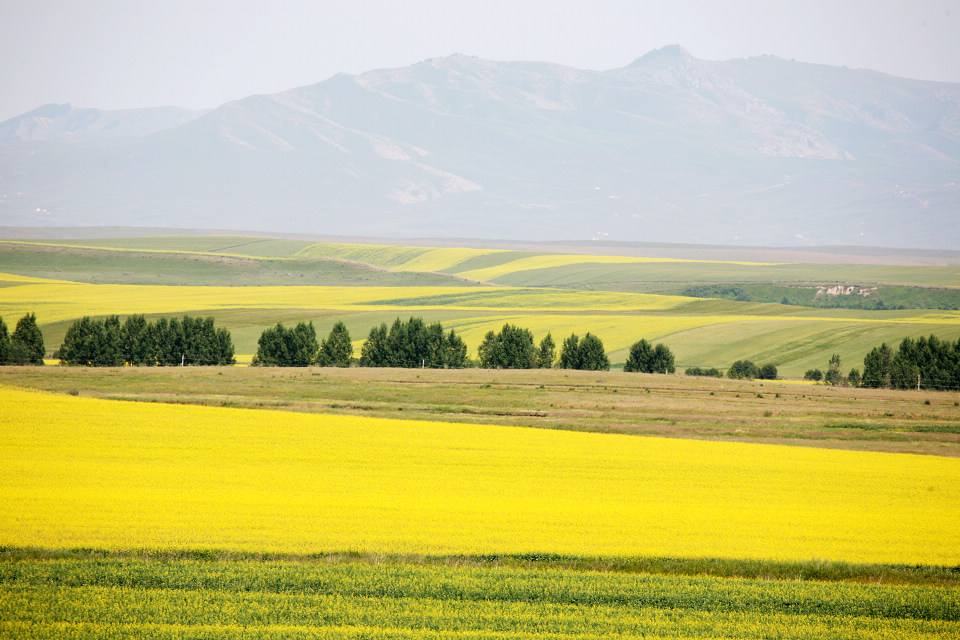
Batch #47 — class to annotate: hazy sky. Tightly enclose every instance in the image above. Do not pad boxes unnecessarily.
[1,0,958,120]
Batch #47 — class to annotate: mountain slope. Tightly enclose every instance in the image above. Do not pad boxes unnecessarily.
[1,47,958,248]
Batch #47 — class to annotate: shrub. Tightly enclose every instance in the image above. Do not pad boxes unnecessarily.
[727,360,758,380]
[558,333,610,371]
[757,364,778,380]
[624,339,675,374]
[685,366,722,377]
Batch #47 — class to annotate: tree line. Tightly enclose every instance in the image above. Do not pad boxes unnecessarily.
[860,335,960,390]
[22,311,959,390]
[801,335,960,390]
[254,317,679,373]
[0,314,45,365]
[58,314,235,366]
[254,321,354,366]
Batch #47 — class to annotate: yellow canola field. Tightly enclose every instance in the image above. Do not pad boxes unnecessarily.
[0,278,691,323]
[457,254,777,282]
[389,247,505,273]
[1,386,957,564]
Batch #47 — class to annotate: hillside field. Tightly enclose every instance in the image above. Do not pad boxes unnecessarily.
[2,236,960,376]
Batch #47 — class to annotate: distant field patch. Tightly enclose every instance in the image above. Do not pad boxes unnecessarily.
[26,235,314,257]
[457,254,776,282]
[389,247,504,272]
[294,242,430,268]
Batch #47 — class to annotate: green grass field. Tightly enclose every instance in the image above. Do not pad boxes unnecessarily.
[2,550,957,640]
[485,260,960,290]
[0,242,470,286]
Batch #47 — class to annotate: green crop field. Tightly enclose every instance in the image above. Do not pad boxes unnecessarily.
[0,242,471,286]
[2,550,957,640]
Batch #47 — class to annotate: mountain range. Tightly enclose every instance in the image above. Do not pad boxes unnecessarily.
[1,46,958,248]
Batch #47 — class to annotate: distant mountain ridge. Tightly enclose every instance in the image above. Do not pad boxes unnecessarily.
[1,46,958,248]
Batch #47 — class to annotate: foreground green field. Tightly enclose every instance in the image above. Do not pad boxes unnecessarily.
[4,366,959,456]
[2,550,958,640]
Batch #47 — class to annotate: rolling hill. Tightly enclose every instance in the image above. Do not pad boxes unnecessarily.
[1,47,958,247]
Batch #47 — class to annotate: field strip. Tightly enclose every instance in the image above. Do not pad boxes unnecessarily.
[4,276,960,323]
[2,385,958,564]
[0,239,298,262]
[389,247,508,272]
[0,271,73,285]
[3,553,956,640]
[457,254,780,282]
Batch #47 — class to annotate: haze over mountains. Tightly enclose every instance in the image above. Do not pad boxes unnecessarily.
[1,46,958,248]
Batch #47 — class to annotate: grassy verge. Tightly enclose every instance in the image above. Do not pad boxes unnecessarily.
[2,366,958,456]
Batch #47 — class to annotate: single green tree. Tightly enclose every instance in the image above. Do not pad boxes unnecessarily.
[651,343,676,374]
[824,353,843,385]
[536,333,555,368]
[9,313,44,365]
[848,367,861,387]
[861,343,892,388]
[318,321,352,367]
[623,339,654,373]
[558,333,581,370]
[803,368,823,382]
[577,333,610,371]
[360,323,389,367]
[444,330,468,368]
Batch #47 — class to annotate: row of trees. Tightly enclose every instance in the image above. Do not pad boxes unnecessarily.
[0,314,45,365]
[558,333,610,370]
[254,321,353,367]
[477,324,547,369]
[624,339,675,373]
[360,317,469,368]
[684,366,722,378]
[22,312,960,391]
[727,360,778,380]
[59,315,235,366]
[861,335,960,390]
